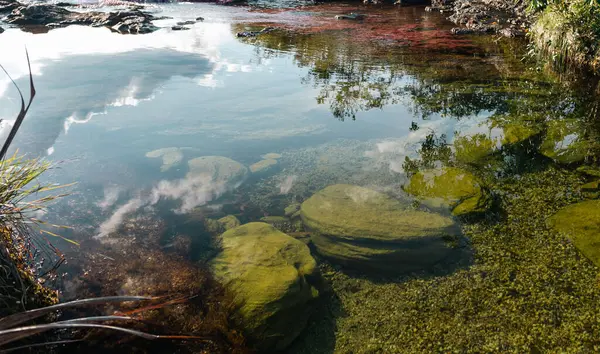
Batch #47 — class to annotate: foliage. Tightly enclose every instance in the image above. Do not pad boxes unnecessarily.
[530,0,600,72]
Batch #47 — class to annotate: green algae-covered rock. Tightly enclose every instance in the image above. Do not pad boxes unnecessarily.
[454,134,496,165]
[501,123,539,145]
[210,223,319,351]
[577,165,600,178]
[187,156,248,187]
[284,202,301,217]
[403,167,491,216]
[301,184,460,273]
[217,215,241,230]
[547,200,600,267]
[249,158,278,174]
[540,120,592,164]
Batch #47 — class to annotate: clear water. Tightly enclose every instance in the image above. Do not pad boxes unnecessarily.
[2,2,600,352]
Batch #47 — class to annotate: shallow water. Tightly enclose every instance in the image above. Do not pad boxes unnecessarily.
[2,2,600,352]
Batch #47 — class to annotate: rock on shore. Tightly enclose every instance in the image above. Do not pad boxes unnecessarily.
[1,1,160,34]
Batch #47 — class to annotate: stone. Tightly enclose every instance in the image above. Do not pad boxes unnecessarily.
[284,202,301,217]
[249,158,278,174]
[453,134,495,165]
[171,25,190,31]
[145,147,183,172]
[547,200,600,267]
[5,4,159,34]
[301,184,460,273]
[540,119,592,164]
[403,167,491,216]
[217,215,241,230]
[576,165,600,178]
[186,156,248,189]
[501,123,539,145]
[261,152,282,159]
[335,13,366,20]
[210,223,319,351]
[0,27,3,34]
[176,20,196,26]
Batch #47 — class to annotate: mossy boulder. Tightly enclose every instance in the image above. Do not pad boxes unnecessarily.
[249,158,278,174]
[187,156,247,187]
[301,184,460,273]
[454,134,496,165]
[403,167,491,216]
[284,202,301,217]
[547,200,600,267]
[501,123,539,145]
[210,223,319,351]
[540,120,592,164]
[218,215,241,230]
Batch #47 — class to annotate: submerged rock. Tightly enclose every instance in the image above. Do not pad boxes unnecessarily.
[261,152,282,160]
[284,202,301,217]
[540,120,593,164]
[210,223,319,351]
[249,158,278,174]
[403,167,491,216]
[453,134,496,165]
[301,184,460,273]
[218,215,241,230]
[187,156,248,188]
[547,200,600,267]
[145,147,183,172]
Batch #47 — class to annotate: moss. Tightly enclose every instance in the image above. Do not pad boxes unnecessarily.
[403,167,492,216]
[284,202,301,217]
[301,184,460,273]
[210,223,319,351]
[301,184,459,242]
[539,119,593,164]
[576,165,600,177]
[454,134,496,165]
[291,168,600,353]
[218,215,241,230]
[502,123,540,145]
[547,200,600,267]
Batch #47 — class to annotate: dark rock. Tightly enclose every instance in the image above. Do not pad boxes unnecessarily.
[176,20,196,26]
[196,16,204,21]
[236,26,275,38]
[0,0,19,14]
[6,4,159,34]
[171,25,190,31]
[0,26,4,34]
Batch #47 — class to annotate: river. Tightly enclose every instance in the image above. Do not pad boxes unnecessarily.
[1,1,600,352]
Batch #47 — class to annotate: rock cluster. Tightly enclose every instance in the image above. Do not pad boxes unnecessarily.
[1,1,160,34]
[428,0,530,37]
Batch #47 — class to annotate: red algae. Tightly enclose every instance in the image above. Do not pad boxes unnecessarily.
[237,4,476,52]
